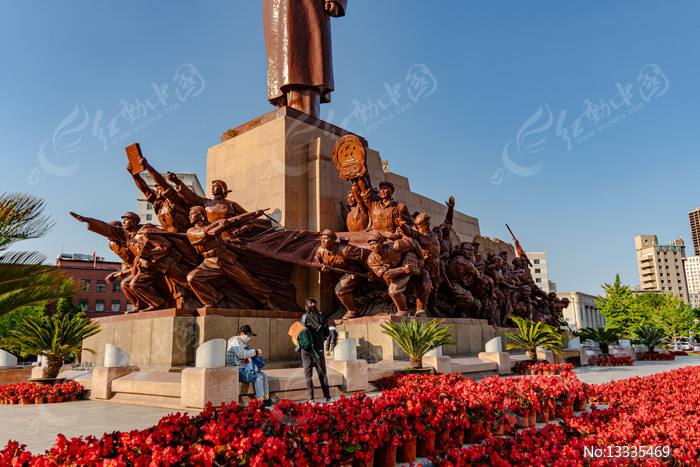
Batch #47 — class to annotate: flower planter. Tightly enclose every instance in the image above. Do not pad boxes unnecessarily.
[373,442,396,467]
[515,413,529,429]
[528,410,536,427]
[465,422,488,443]
[574,397,586,411]
[56,396,63,403]
[536,409,549,423]
[555,403,563,419]
[435,428,451,450]
[352,449,374,467]
[70,395,77,401]
[491,419,505,436]
[450,427,464,445]
[416,431,435,457]
[396,437,417,463]
[549,405,556,420]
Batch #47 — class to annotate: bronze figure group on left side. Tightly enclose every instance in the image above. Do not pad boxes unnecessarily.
[71,152,276,313]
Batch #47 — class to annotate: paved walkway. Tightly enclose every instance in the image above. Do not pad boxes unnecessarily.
[2,356,700,456]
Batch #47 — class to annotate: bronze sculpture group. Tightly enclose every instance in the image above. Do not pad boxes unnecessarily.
[72,145,567,328]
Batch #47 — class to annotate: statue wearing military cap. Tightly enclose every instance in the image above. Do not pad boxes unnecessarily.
[350,174,413,240]
[315,228,369,319]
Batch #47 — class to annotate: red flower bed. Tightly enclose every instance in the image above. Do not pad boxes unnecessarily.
[511,361,574,375]
[588,355,635,367]
[435,366,700,466]
[637,352,675,361]
[0,381,85,405]
[7,367,700,465]
[673,350,688,356]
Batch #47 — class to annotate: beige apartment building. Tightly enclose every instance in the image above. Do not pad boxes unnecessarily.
[526,251,556,293]
[635,235,690,303]
[557,291,605,330]
[689,208,700,256]
[684,256,700,308]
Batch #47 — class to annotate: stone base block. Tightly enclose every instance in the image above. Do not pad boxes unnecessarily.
[30,363,74,379]
[91,366,139,400]
[181,367,239,409]
[327,360,368,392]
[536,349,555,363]
[478,352,511,375]
[423,355,452,374]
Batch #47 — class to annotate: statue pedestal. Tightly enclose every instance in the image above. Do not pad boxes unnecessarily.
[334,315,516,362]
[82,308,302,370]
[208,107,481,310]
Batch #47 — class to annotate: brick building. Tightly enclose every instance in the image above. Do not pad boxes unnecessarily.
[53,253,130,317]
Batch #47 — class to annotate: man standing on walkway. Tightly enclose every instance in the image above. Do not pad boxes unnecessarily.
[226,325,272,406]
[301,298,331,402]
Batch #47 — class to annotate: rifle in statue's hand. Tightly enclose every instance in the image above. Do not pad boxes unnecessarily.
[506,223,532,267]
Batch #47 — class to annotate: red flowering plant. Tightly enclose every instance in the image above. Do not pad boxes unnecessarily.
[638,352,676,361]
[320,393,387,462]
[0,381,86,404]
[588,355,635,366]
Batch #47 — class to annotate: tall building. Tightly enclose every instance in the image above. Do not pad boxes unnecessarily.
[634,235,689,303]
[136,173,204,225]
[556,291,605,330]
[689,208,700,256]
[51,253,129,316]
[684,256,700,308]
[526,252,554,293]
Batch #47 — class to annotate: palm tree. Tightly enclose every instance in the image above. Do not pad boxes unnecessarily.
[0,192,75,317]
[574,327,619,355]
[633,324,669,354]
[506,316,564,360]
[381,318,456,368]
[1,313,101,378]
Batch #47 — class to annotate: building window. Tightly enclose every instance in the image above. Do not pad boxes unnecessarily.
[95,300,105,312]
[112,281,121,292]
[81,279,90,292]
[536,278,542,283]
[534,259,540,264]
[77,301,88,312]
[125,302,134,312]
[535,269,541,273]
[96,280,106,292]
[146,214,152,221]
[110,301,121,312]
[146,203,153,210]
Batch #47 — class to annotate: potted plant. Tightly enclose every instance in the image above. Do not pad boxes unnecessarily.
[2,312,100,379]
[380,318,455,369]
[632,324,669,354]
[574,327,619,355]
[506,316,564,361]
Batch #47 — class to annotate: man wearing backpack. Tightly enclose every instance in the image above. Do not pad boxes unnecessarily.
[300,298,332,402]
[226,324,272,406]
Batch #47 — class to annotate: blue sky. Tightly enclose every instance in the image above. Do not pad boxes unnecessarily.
[1,2,698,296]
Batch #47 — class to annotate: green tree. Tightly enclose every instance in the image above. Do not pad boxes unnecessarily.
[381,319,456,368]
[595,275,641,334]
[506,316,564,361]
[0,306,45,342]
[0,193,76,317]
[1,313,100,378]
[574,327,620,355]
[652,295,692,347]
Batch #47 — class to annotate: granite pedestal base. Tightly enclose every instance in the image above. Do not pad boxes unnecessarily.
[82,308,302,370]
[334,315,516,362]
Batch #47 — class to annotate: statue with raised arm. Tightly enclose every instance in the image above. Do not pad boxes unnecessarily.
[263,0,347,118]
[70,212,144,311]
[345,190,370,232]
[168,175,272,238]
[126,155,191,233]
[122,212,193,311]
[186,206,276,310]
[351,174,413,240]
